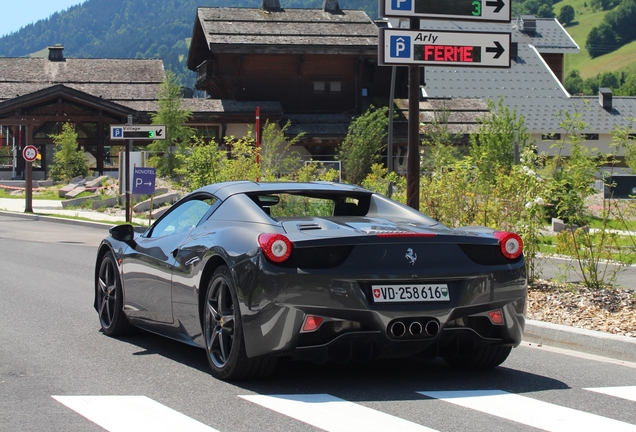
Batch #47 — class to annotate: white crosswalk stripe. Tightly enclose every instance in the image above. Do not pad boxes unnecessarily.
[52,387,636,432]
[585,386,636,403]
[52,396,219,432]
[417,390,636,432]
[239,394,438,432]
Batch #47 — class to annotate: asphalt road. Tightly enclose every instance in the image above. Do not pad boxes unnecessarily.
[1,214,636,432]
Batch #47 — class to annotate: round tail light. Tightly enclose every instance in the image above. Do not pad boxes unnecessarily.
[258,233,292,263]
[494,231,523,260]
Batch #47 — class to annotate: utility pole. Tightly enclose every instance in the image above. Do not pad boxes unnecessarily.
[406,17,420,210]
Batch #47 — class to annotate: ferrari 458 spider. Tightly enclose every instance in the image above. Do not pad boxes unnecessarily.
[95,181,526,380]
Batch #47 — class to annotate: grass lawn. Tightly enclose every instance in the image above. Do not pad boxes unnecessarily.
[0,188,63,200]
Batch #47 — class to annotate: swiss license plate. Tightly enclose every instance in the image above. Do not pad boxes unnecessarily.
[372,284,450,303]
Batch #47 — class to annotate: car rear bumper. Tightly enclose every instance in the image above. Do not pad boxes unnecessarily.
[237,257,527,360]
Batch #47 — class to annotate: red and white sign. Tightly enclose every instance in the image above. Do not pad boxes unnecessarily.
[22,145,38,163]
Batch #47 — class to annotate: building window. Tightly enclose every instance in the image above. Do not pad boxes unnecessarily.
[583,133,599,140]
[313,81,342,94]
[542,133,561,140]
[313,81,326,94]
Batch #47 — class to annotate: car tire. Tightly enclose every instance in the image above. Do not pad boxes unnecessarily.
[443,345,512,369]
[97,251,134,336]
[204,266,277,380]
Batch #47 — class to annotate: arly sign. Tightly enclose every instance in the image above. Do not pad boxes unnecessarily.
[110,125,166,140]
[380,0,511,23]
[379,29,511,68]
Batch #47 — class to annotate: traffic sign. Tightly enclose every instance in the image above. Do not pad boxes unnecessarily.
[380,0,511,23]
[379,29,511,68]
[22,145,38,163]
[132,167,156,195]
[110,125,166,140]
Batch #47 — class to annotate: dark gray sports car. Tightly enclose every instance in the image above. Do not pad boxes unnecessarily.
[94,181,526,380]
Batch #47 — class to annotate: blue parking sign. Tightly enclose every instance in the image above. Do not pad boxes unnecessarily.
[132,167,156,195]
[113,128,123,138]
[392,0,412,11]
[390,36,411,58]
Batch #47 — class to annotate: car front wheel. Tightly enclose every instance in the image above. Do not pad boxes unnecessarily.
[97,251,133,336]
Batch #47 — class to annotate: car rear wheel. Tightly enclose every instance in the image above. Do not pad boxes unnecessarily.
[204,266,276,380]
[97,251,133,336]
[443,345,512,369]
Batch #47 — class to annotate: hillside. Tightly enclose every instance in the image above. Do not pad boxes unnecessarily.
[555,0,636,80]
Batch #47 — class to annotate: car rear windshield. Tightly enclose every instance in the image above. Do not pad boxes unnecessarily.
[248,192,370,218]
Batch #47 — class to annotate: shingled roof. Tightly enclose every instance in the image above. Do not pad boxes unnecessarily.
[411,18,636,133]
[0,57,165,105]
[188,7,379,68]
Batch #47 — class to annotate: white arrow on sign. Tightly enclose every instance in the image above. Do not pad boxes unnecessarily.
[381,0,511,23]
[379,28,511,68]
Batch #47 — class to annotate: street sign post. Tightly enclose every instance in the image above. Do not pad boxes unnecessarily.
[132,167,156,195]
[380,0,510,22]
[379,29,511,68]
[110,125,166,140]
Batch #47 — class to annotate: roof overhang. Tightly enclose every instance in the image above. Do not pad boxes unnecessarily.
[0,84,137,118]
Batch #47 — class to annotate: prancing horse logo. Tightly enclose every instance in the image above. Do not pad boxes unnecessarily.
[405,248,417,265]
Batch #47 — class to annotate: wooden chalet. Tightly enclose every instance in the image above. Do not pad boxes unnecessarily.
[0,46,283,179]
[187,0,488,163]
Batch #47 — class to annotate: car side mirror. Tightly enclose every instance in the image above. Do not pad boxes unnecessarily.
[109,224,136,243]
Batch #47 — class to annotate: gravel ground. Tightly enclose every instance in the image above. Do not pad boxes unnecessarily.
[528,280,636,338]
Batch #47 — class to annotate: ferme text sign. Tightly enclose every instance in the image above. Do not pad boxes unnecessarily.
[379,29,511,68]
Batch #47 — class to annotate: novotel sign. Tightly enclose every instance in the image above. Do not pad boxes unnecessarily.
[380,0,511,23]
[379,29,511,68]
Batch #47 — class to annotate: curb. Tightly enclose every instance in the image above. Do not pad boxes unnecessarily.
[0,210,115,230]
[524,319,636,363]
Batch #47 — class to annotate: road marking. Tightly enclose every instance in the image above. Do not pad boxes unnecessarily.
[585,386,636,402]
[239,394,437,432]
[417,390,636,432]
[52,396,219,432]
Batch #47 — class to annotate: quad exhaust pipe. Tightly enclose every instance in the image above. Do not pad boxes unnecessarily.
[389,319,439,338]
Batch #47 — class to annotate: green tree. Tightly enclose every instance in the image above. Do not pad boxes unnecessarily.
[337,106,389,185]
[469,98,531,184]
[537,4,555,18]
[147,70,194,178]
[48,123,89,182]
[420,103,466,172]
[564,70,584,94]
[558,4,575,25]
[175,136,226,190]
[586,22,620,58]
[259,120,304,181]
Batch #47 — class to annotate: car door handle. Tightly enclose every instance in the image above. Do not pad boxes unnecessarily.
[185,257,201,267]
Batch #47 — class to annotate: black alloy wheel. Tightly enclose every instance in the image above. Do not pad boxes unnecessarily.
[204,266,277,380]
[97,251,133,336]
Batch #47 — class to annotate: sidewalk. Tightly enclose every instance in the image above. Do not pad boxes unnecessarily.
[0,197,148,225]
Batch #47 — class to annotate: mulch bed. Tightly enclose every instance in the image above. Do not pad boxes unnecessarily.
[528,280,636,338]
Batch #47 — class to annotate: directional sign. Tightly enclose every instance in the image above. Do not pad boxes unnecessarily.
[379,29,511,68]
[22,145,38,163]
[110,125,166,140]
[380,0,511,23]
[132,167,156,195]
